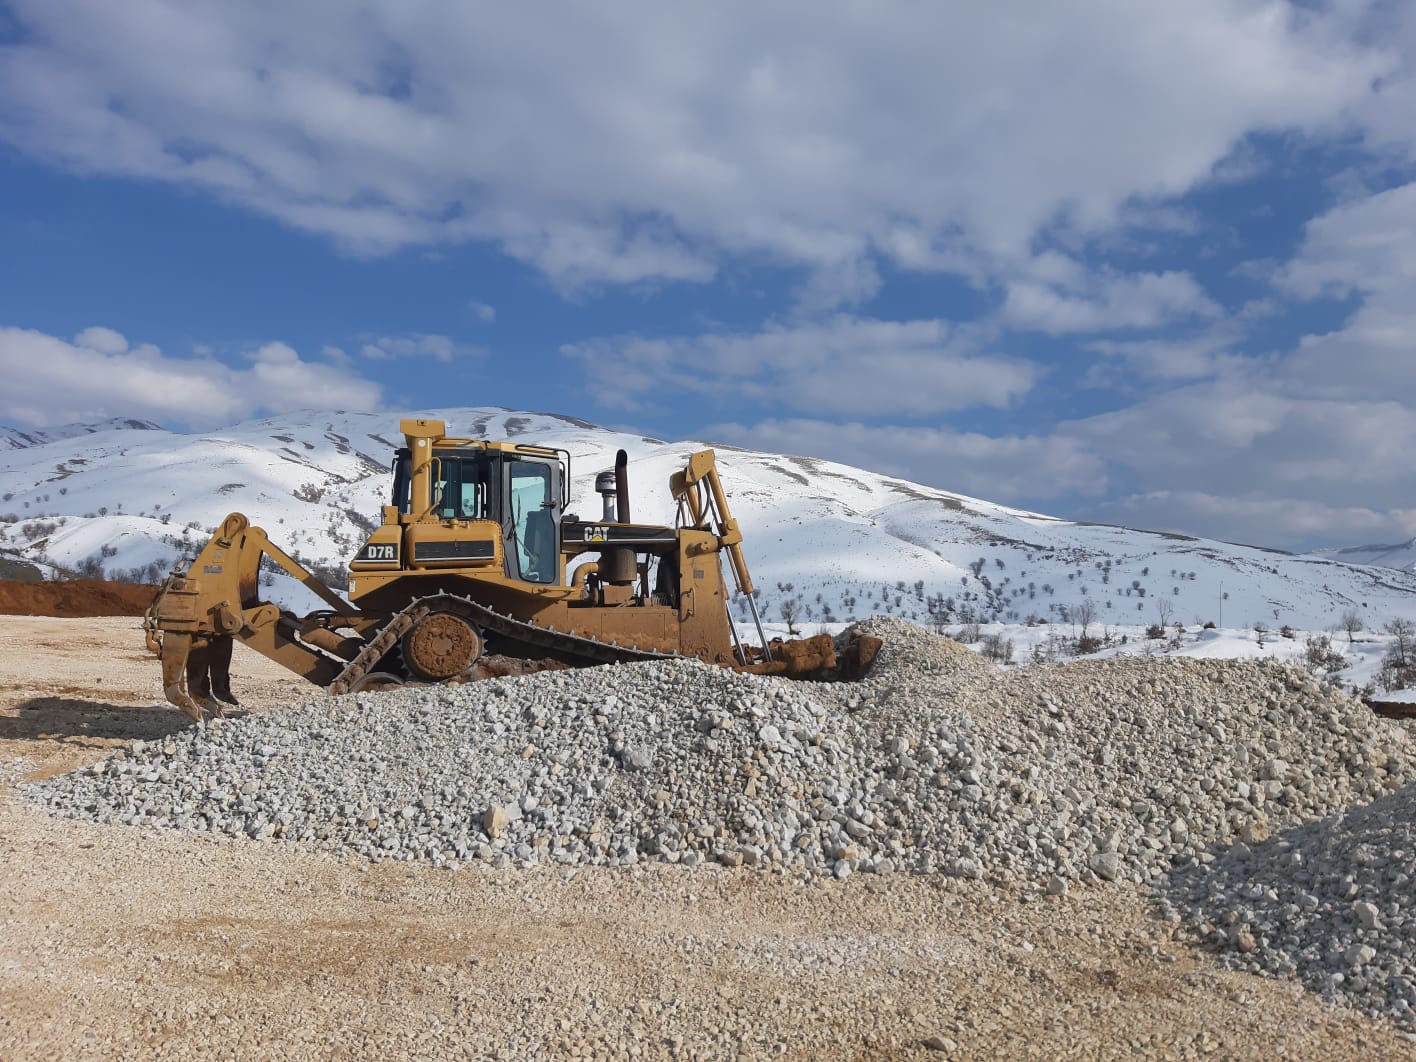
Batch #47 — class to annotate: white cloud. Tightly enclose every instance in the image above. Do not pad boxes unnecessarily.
[1276,179,1416,405]
[1046,176,1416,548]
[74,326,128,354]
[468,300,496,323]
[706,419,1107,503]
[1001,269,1222,334]
[1090,491,1409,550]
[0,1,1393,287]
[792,256,883,315]
[561,315,1037,415]
[1048,365,1416,548]
[1336,0,1416,161]
[1084,332,1253,384]
[358,333,480,362]
[0,325,381,429]
[1280,181,1416,300]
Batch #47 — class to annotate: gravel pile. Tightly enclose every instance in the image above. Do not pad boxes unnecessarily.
[30,620,1409,892]
[1157,782,1416,1032]
[848,616,997,687]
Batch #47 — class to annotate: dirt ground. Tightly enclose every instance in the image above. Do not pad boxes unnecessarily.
[0,617,1412,1060]
[0,578,156,617]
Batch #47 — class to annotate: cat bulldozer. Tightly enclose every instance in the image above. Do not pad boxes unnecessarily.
[145,418,881,720]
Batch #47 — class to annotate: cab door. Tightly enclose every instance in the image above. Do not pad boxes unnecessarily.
[501,457,561,584]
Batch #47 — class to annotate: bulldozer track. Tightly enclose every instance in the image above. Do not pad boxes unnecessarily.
[328,592,678,696]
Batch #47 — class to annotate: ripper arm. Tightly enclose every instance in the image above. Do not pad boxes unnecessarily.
[144,512,368,720]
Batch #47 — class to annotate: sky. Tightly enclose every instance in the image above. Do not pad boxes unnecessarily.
[1,1,1415,554]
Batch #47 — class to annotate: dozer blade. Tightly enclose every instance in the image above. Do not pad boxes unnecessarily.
[837,634,883,681]
[736,633,837,677]
[735,631,883,681]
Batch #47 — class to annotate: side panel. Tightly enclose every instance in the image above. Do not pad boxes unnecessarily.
[676,531,737,664]
[562,606,677,653]
[405,519,502,569]
[350,526,403,571]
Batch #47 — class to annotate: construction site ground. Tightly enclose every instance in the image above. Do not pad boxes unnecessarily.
[0,614,1411,1060]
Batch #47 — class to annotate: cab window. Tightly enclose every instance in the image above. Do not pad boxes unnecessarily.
[507,459,557,583]
[435,455,491,520]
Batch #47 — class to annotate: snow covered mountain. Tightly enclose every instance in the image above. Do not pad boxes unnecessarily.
[2,407,1415,632]
[1311,539,1416,576]
[0,417,163,451]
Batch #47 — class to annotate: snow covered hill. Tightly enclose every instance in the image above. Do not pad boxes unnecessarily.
[1311,539,1416,575]
[0,417,163,451]
[2,407,1415,633]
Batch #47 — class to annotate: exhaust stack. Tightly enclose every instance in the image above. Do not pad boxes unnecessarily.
[597,449,636,585]
[614,449,631,524]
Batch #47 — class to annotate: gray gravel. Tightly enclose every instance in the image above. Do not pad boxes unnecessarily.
[1157,781,1416,1033]
[26,617,1416,1027]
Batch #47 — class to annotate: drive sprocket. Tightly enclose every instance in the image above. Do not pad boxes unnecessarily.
[401,611,483,681]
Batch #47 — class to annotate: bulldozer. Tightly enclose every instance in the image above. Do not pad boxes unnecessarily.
[145,418,882,720]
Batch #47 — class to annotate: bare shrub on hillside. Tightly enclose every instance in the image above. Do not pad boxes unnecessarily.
[980,633,1014,664]
[1303,634,1347,683]
[1341,608,1363,643]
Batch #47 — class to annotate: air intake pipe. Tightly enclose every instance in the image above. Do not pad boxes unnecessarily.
[595,470,617,521]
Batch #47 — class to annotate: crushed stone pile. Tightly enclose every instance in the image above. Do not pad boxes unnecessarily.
[1158,782,1416,1032]
[847,616,997,686]
[32,619,1409,893]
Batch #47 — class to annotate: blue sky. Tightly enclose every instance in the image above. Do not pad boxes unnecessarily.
[2,1,1416,552]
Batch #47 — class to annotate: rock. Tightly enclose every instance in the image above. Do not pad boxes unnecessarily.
[1345,944,1376,966]
[1352,901,1382,930]
[1045,875,1068,897]
[1089,851,1119,882]
[620,746,653,771]
[946,857,983,880]
[483,805,510,839]
[1239,820,1268,845]
[922,1034,957,1052]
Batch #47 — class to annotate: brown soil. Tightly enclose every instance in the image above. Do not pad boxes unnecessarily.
[1368,698,1416,719]
[0,578,157,617]
[0,617,1413,1059]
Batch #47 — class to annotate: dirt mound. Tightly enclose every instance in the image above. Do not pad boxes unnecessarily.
[0,579,156,617]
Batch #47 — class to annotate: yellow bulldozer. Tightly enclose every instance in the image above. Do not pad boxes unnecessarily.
[145,418,881,720]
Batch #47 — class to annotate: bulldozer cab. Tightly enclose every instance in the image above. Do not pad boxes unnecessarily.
[385,431,566,586]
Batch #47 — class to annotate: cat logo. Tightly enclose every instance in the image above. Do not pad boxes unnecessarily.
[583,525,610,543]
